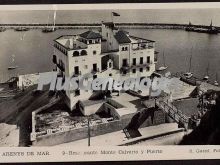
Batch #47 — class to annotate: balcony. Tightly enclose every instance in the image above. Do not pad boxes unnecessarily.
[120,62,153,73]
[132,43,155,51]
[130,62,151,69]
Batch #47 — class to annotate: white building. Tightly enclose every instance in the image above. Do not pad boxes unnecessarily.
[53,22,157,112]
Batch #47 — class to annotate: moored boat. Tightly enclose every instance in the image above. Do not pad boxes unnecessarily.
[8,66,18,70]
[8,55,18,70]
[42,10,56,33]
[0,27,6,32]
[203,62,210,81]
[214,73,219,86]
[156,51,168,71]
[42,27,56,33]
[183,72,193,79]
[14,27,30,32]
[183,47,193,79]
[185,20,218,34]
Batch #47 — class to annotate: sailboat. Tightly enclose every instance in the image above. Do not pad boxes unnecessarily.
[157,51,168,71]
[183,47,193,79]
[203,62,209,81]
[42,10,56,33]
[208,20,218,34]
[214,73,219,86]
[185,21,194,31]
[8,54,18,70]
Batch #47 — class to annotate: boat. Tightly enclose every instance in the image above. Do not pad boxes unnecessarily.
[42,27,56,33]
[7,55,18,70]
[14,27,29,32]
[183,47,193,79]
[214,73,219,86]
[207,20,218,34]
[0,27,6,32]
[214,81,219,86]
[183,72,193,79]
[8,66,18,70]
[42,10,56,33]
[185,20,218,34]
[156,51,168,71]
[203,62,209,81]
[185,21,194,31]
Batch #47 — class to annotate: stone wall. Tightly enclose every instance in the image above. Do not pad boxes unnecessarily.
[32,109,165,146]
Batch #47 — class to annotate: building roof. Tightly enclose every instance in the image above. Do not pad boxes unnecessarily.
[114,30,131,44]
[79,30,102,39]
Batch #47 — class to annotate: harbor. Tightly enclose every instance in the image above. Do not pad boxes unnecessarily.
[0,9,220,147]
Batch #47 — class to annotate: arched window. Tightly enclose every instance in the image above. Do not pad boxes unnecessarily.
[73,51,79,57]
[81,50,87,56]
[93,50,97,55]
[109,62,112,68]
[125,47,128,51]
[122,47,125,51]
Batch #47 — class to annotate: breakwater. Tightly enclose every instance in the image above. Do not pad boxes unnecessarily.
[0,23,220,31]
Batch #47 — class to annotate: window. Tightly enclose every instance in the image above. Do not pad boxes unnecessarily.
[147,56,150,63]
[93,63,97,72]
[139,68,143,72]
[109,73,112,77]
[52,55,57,64]
[73,51,79,57]
[81,50,87,56]
[89,40,92,44]
[146,67,150,71]
[122,59,128,66]
[93,50,97,55]
[140,57,143,64]
[132,58,136,65]
[109,62,112,68]
[74,66,79,75]
[122,47,128,51]
[132,69,136,73]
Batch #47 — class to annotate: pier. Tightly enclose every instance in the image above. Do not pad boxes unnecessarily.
[0,23,219,32]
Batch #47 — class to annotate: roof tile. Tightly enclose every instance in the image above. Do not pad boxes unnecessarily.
[114,31,131,44]
[79,31,102,39]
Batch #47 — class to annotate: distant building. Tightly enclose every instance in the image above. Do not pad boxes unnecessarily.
[53,22,156,111]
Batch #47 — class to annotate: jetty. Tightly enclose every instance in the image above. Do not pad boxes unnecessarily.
[0,23,219,33]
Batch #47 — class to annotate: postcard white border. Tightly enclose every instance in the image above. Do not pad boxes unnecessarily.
[0,2,220,11]
[0,2,220,162]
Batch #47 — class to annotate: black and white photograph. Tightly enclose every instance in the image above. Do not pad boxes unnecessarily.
[0,4,220,155]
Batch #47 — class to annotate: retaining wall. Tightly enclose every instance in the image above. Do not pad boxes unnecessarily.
[32,109,165,146]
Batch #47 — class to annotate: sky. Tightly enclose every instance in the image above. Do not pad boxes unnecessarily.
[0,9,220,26]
